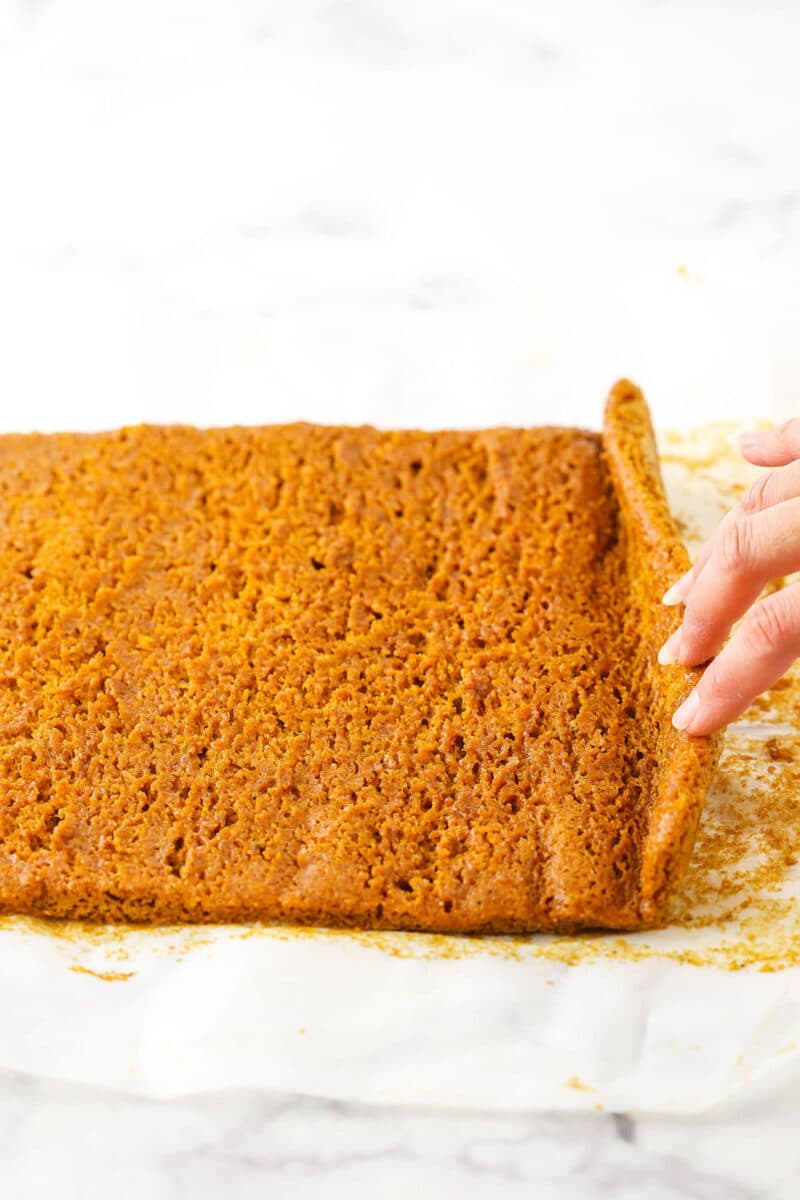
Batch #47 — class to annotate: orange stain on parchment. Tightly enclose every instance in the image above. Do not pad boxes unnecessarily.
[69,965,136,982]
[565,1075,595,1093]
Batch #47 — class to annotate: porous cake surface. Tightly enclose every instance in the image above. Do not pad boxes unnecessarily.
[0,382,719,929]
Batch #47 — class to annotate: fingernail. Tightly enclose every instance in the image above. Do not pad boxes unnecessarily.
[740,432,760,451]
[672,690,700,732]
[662,582,686,607]
[662,568,693,607]
[658,627,682,666]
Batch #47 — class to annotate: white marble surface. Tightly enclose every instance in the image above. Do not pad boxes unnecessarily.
[2,1065,800,1199]
[1,0,800,1195]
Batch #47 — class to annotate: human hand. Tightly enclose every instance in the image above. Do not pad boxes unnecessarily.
[658,420,800,736]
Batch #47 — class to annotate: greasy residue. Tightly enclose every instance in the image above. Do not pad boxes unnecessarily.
[69,965,136,982]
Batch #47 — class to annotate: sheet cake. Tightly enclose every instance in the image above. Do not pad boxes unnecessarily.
[0,382,720,929]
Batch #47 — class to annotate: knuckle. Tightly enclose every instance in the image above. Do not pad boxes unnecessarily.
[699,656,749,710]
[716,518,753,574]
[699,657,728,703]
[740,472,773,516]
[744,598,791,651]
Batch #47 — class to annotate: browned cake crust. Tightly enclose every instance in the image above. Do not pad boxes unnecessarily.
[0,381,720,930]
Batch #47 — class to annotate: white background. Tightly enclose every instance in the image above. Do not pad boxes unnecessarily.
[1,1,800,1196]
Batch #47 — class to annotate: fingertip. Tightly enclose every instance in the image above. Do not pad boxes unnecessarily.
[672,689,700,732]
[662,583,686,607]
[661,568,693,607]
[740,420,800,466]
[739,431,765,463]
[658,628,682,666]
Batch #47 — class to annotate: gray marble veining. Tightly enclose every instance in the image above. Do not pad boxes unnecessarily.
[3,1066,799,1199]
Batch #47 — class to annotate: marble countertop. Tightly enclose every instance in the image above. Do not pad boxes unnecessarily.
[1,0,800,1195]
[3,1065,800,1199]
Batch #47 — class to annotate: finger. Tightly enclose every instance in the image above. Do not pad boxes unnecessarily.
[660,495,800,667]
[741,420,800,467]
[663,521,734,608]
[662,520,733,608]
[672,584,800,736]
[662,461,800,607]
[662,567,694,607]
[739,459,800,516]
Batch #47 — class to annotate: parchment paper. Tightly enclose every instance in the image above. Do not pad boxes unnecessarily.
[1,264,798,1113]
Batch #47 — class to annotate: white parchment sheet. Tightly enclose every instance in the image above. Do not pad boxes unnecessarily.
[0,265,798,1113]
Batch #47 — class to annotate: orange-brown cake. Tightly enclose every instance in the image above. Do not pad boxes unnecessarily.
[0,381,720,930]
